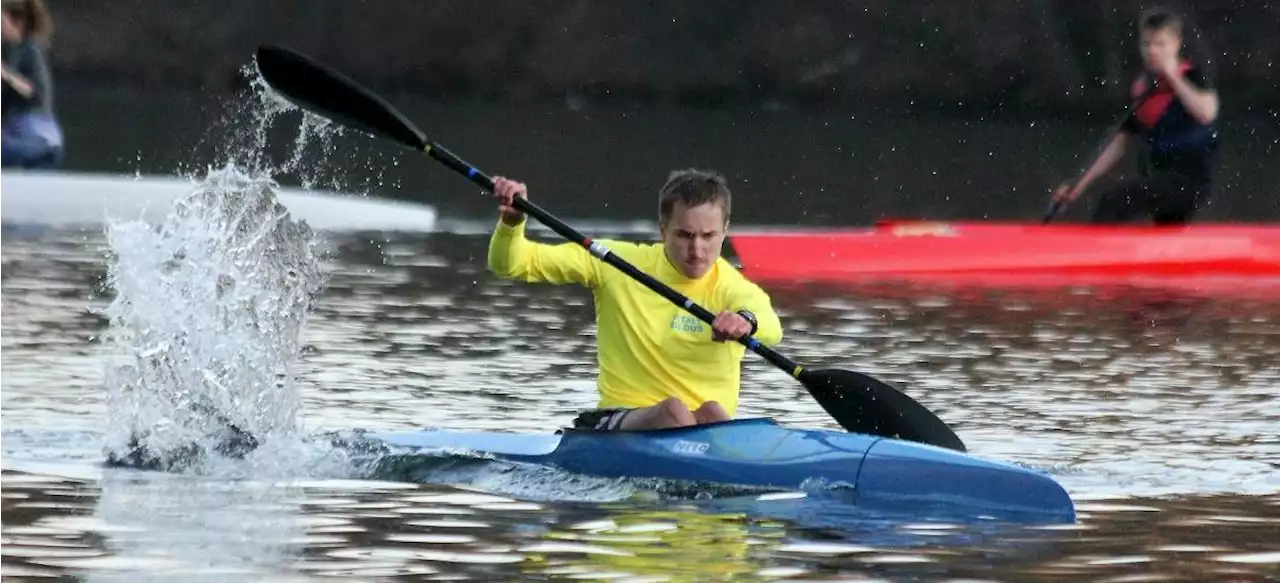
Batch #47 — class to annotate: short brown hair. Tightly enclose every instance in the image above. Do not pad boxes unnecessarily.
[658,169,732,226]
[1140,8,1182,37]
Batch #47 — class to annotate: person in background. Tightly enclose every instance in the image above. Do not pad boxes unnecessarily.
[2,0,63,169]
[1050,8,1219,225]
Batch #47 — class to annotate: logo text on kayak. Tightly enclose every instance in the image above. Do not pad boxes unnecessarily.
[672,440,710,455]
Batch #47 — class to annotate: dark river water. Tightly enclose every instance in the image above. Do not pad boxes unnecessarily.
[3,75,1279,579]
[3,195,1278,580]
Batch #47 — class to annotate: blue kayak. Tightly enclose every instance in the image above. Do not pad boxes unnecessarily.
[368,418,1076,523]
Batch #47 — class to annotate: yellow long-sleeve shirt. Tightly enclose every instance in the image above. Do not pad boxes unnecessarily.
[487,218,782,416]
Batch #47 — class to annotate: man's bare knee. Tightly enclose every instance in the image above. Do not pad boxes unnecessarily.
[653,398,697,428]
[621,398,696,430]
[693,401,731,424]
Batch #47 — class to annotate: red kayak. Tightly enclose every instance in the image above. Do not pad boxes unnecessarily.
[730,220,1280,292]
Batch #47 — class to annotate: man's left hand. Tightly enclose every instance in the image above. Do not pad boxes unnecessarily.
[711,311,752,342]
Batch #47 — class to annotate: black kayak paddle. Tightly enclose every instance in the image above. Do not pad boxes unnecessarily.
[252,44,967,453]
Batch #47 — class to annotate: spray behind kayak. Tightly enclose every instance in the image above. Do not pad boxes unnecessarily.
[96,60,363,475]
[100,165,333,473]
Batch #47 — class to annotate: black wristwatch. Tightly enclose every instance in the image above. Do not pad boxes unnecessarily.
[736,310,759,336]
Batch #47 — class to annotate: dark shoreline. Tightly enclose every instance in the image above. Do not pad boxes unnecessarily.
[44,0,1279,117]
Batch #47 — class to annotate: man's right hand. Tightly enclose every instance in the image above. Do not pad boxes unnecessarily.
[493,176,528,226]
[1051,181,1082,205]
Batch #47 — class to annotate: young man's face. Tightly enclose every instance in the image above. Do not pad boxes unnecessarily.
[660,201,727,279]
[1141,26,1182,72]
[1,11,20,42]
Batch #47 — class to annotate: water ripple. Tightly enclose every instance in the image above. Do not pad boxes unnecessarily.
[4,227,1279,581]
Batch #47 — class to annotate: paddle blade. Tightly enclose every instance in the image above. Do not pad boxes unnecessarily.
[254,45,428,151]
[799,368,966,452]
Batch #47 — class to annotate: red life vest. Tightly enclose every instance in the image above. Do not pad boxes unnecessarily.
[1130,60,1194,130]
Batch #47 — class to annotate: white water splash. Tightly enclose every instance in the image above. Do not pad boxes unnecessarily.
[92,49,421,478]
[175,58,391,197]
[100,165,330,472]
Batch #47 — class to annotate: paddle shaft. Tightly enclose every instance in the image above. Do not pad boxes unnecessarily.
[1041,201,1063,224]
[251,44,967,450]
[250,44,803,373]
[424,142,802,376]
[421,131,961,451]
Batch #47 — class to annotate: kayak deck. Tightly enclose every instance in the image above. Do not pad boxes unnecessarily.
[383,429,563,456]
[370,418,1076,523]
[374,418,876,488]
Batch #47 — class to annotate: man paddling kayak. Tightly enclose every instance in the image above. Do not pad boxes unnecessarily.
[488,170,782,431]
[1051,9,1219,225]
